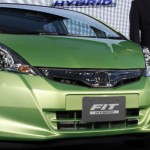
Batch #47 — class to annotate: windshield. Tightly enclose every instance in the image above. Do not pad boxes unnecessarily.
[0,8,123,39]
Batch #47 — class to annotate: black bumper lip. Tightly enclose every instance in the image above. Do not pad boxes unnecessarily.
[0,134,150,149]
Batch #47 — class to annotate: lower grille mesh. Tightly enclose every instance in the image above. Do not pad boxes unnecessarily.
[55,109,139,131]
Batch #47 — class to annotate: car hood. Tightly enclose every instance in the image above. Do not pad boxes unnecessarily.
[0,34,145,69]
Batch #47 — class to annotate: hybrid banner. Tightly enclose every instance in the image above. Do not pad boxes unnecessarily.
[0,0,132,38]
[0,0,117,7]
[51,0,116,7]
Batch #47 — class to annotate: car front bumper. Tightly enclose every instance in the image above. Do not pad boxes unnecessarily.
[0,71,150,141]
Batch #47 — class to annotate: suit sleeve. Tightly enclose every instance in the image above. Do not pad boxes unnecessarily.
[129,0,140,44]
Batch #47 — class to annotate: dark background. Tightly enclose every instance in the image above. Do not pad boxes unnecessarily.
[1,140,150,150]
[43,141,150,150]
[59,142,150,150]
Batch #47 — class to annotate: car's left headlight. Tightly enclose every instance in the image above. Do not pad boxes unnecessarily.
[0,44,40,75]
[143,46,150,77]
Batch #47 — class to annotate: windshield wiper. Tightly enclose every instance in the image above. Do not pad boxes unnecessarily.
[40,32,98,38]
[40,32,68,36]
[2,31,97,38]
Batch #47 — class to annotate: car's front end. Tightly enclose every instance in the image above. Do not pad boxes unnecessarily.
[0,4,150,147]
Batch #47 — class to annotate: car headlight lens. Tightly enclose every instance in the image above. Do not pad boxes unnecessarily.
[143,47,150,77]
[0,44,40,75]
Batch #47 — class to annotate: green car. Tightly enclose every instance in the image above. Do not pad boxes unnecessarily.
[0,3,149,148]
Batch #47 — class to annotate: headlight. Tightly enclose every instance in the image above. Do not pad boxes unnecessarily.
[0,44,40,75]
[143,47,150,77]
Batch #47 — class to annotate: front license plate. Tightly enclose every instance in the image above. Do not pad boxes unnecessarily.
[82,97,126,123]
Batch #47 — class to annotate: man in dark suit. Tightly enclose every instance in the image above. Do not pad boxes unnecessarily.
[130,0,150,48]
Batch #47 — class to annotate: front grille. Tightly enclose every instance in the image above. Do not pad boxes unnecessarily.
[39,68,143,88]
[54,109,139,131]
